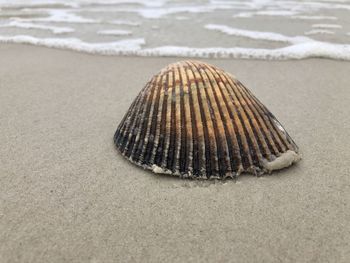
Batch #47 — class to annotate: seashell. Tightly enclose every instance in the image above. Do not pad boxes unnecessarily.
[114,60,300,179]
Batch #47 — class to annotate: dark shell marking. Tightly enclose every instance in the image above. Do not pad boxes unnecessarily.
[114,60,300,179]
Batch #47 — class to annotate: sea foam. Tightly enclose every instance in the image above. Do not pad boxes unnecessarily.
[205,24,311,43]
[15,9,98,24]
[291,15,338,20]
[98,30,132,36]
[312,24,343,29]
[0,21,74,34]
[0,0,350,61]
[305,29,335,35]
[1,34,350,61]
[0,35,146,54]
[109,20,140,26]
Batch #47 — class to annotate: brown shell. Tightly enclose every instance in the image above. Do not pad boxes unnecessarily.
[114,60,300,179]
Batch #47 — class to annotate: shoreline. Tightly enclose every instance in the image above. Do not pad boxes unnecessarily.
[1,35,350,60]
[1,43,349,263]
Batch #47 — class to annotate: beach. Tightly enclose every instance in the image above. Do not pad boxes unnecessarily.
[1,43,349,262]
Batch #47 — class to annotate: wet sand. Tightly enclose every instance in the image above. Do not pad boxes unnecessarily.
[0,44,349,263]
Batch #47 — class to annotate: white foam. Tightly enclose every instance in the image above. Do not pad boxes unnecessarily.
[0,35,145,54]
[314,0,350,2]
[305,29,334,35]
[109,20,140,26]
[205,24,310,44]
[108,3,235,19]
[0,21,74,34]
[139,43,350,60]
[285,0,350,11]
[14,9,98,24]
[232,0,350,17]
[175,16,189,20]
[312,24,342,29]
[291,15,338,20]
[98,29,132,36]
[133,6,213,19]
[233,12,252,18]
[233,10,299,18]
[1,34,350,61]
[0,0,78,8]
[256,10,298,16]
[80,0,167,8]
[0,0,164,8]
[0,0,349,61]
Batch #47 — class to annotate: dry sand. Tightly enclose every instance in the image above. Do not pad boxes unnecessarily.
[0,44,349,263]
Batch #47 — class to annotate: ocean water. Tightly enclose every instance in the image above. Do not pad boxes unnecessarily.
[0,0,350,60]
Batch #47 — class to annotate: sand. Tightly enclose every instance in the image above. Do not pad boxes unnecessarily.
[0,44,349,263]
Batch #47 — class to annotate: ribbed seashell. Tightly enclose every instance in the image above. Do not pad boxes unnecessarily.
[114,60,300,179]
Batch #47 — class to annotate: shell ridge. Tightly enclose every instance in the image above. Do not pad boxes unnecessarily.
[201,63,234,176]
[116,81,149,137]
[130,75,160,161]
[190,61,225,177]
[154,71,170,166]
[238,86,276,158]
[205,65,246,177]
[166,68,179,172]
[187,61,218,178]
[160,69,173,169]
[212,71,249,171]
[235,81,281,156]
[240,83,286,154]
[207,65,246,173]
[137,73,164,162]
[180,64,194,175]
[239,80,297,152]
[172,64,183,173]
[266,110,298,151]
[115,81,149,148]
[163,69,177,171]
[204,64,246,175]
[239,82,289,153]
[120,79,155,155]
[238,81,289,150]
[229,79,273,161]
[228,80,265,170]
[218,71,269,171]
[141,73,165,165]
[177,64,191,175]
[114,95,137,145]
[194,62,233,177]
[184,65,205,177]
[148,74,166,165]
[187,62,212,177]
[217,70,254,170]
